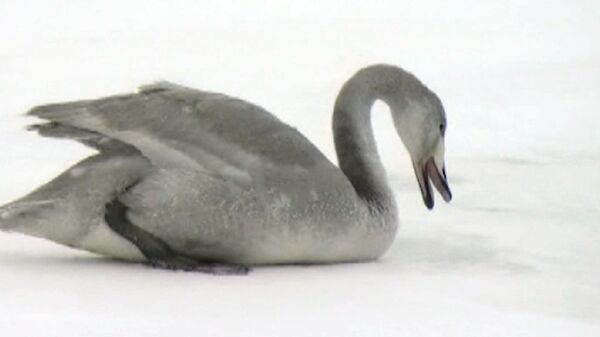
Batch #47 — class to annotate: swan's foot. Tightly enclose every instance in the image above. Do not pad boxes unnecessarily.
[105,196,250,275]
[146,257,250,275]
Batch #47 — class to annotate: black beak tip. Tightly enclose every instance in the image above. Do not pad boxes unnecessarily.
[424,196,434,210]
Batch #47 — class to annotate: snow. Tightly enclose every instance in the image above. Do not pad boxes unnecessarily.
[1,1,599,336]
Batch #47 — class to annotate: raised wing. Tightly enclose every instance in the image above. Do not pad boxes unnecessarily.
[29,82,329,181]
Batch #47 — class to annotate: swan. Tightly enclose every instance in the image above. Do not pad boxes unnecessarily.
[0,64,451,274]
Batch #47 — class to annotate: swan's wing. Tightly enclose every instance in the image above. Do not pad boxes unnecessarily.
[29,82,329,182]
[27,122,138,153]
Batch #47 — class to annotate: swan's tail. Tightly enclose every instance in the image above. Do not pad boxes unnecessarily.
[0,200,57,232]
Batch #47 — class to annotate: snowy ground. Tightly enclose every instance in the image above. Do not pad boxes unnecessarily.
[1,1,599,336]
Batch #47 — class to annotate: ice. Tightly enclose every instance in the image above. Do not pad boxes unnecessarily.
[0,1,599,336]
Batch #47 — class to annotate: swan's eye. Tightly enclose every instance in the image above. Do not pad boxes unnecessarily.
[439,123,445,133]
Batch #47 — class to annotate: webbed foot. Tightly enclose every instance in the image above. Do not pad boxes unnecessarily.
[105,196,250,276]
[146,257,251,275]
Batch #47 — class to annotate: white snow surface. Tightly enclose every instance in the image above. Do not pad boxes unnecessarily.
[1,1,599,336]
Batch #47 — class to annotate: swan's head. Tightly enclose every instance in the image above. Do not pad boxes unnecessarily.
[390,90,452,209]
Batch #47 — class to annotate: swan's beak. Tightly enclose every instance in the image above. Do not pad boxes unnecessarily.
[414,157,452,210]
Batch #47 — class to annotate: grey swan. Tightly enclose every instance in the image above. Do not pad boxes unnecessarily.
[0,64,451,274]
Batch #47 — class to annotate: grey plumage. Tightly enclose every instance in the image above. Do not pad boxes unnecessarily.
[0,65,451,271]
[27,122,136,153]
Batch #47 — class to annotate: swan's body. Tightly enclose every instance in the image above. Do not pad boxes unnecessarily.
[0,65,451,273]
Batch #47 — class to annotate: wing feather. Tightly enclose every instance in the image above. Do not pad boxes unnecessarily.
[28,82,329,183]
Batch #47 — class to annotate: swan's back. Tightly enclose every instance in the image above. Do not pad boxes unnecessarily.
[168,87,327,168]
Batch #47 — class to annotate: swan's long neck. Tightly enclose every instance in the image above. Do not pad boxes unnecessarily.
[332,66,404,213]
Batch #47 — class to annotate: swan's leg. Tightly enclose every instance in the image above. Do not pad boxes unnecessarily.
[104,198,250,275]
